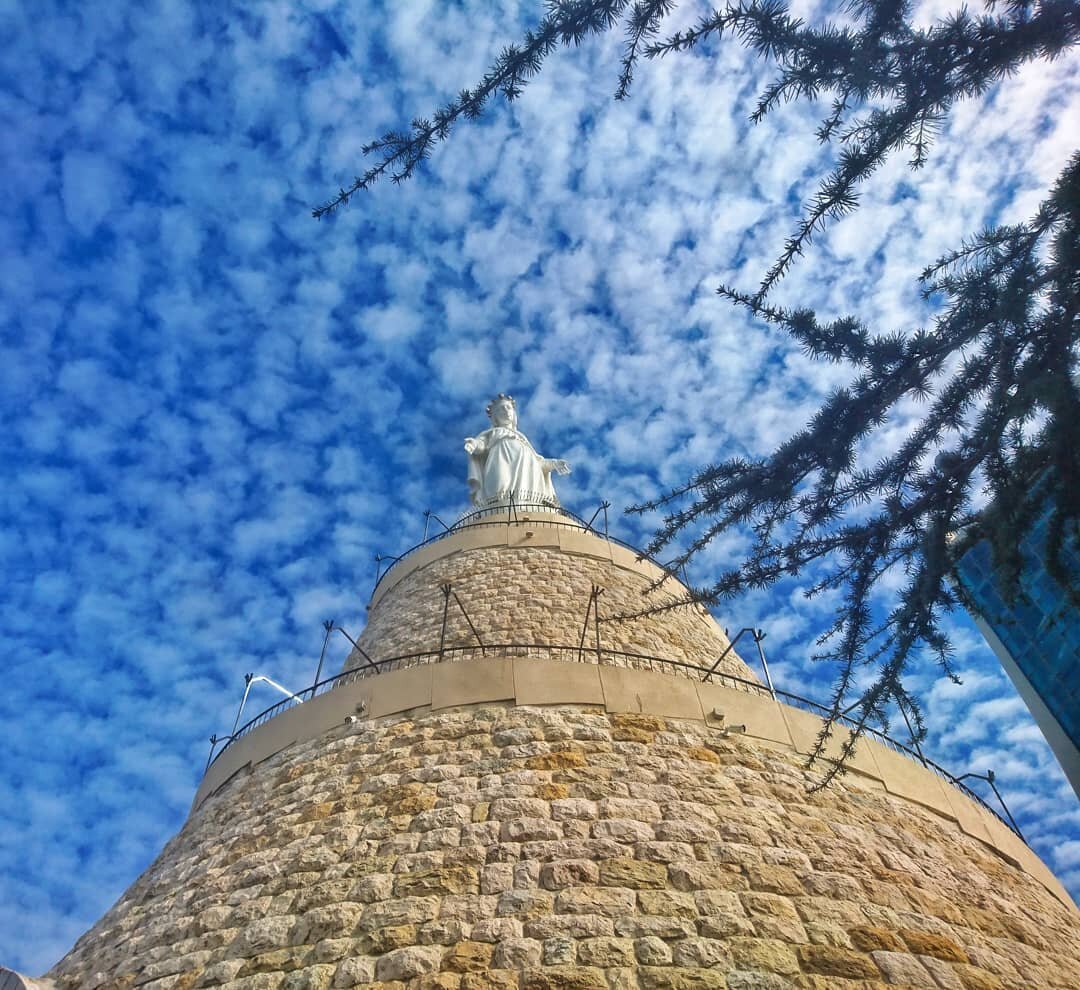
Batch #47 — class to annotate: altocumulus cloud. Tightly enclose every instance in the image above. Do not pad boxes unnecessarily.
[1,0,1078,974]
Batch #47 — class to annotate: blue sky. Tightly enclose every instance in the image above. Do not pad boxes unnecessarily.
[2,0,1078,975]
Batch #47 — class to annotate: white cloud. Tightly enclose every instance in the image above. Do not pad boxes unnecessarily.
[59,151,124,237]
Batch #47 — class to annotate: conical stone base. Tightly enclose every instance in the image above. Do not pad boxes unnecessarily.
[48,701,1080,990]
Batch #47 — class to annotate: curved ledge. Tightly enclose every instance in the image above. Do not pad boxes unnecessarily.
[191,655,1073,911]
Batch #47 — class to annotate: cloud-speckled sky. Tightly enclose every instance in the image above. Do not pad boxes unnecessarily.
[2,0,1078,974]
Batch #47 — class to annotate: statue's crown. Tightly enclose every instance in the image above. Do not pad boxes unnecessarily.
[485,392,516,416]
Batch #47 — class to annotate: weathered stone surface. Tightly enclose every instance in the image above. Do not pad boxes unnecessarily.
[539,859,599,890]
[393,867,479,898]
[634,936,673,965]
[797,944,880,979]
[848,925,905,953]
[521,966,607,989]
[46,703,1080,990]
[598,858,668,889]
[872,950,938,986]
[491,937,542,969]
[554,886,635,917]
[672,937,731,968]
[899,929,970,963]
[729,939,801,976]
[638,968,728,989]
[575,937,635,967]
[441,941,494,973]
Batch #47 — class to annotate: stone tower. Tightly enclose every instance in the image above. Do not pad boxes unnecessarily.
[19,404,1080,990]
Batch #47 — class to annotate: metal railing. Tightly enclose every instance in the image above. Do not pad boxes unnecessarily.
[203,641,1024,843]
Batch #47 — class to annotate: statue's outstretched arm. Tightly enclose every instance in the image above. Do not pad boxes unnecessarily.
[543,458,571,476]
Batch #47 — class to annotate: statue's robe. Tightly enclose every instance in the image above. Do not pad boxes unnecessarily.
[466,426,559,508]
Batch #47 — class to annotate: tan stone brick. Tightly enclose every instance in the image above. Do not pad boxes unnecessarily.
[669,863,748,892]
[524,914,615,939]
[638,967,728,989]
[797,945,880,980]
[849,926,906,953]
[899,930,970,964]
[441,940,494,973]
[374,945,443,982]
[576,936,636,967]
[672,937,732,968]
[615,915,698,940]
[491,937,542,969]
[524,750,586,770]
[749,865,804,897]
[872,950,938,986]
[359,897,439,932]
[598,858,667,889]
[521,966,607,989]
[282,965,336,990]
[461,971,519,990]
[356,925,417,956]
[417,919,470,946]
[917,955,964,989]
[951,964,1006,990]
[554,886,636,918]
[637,889,698,918]
[634,936,672,965]
[237,949,311,977]
[742,892,801,922]
[495,890,554,919]
[539,858,599,890]
[413,975,461,990]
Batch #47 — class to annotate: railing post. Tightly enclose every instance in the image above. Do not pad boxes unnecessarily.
[752,630,776,698]
[312,619,334,694]
[578,588,596,664]
[895,694,926,765]
[439,584,452,661]
[985,770,1025,842]
[593,587,604,663]
[204,734,219,773]
[334,626,379,672]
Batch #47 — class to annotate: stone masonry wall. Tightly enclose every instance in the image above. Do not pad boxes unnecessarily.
[350,547,756,684]
[50,705,1080,990]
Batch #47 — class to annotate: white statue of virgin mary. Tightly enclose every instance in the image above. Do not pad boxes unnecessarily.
[464,393,571,508]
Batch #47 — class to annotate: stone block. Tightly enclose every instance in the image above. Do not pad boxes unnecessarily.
[872,950,938,986]
[512,658,604,707]
[392,867,478,898]
[848,925,905,953]
[600,666,705,721]
[796,945,879,979]
[636,890,697,918]
[638,968,728,989]
[898,929,969,963]
[671,937,732,968]
[729,939,800,975]
[374,945,443,982]
[521,967,607,990]
[364,664,435,720]
[696,681,788,746]
[553,886,636,917]
[781,706,883,779]
[432,659,514,710]
[634,936,672,965]
[491,937,542,969]
[539,859,599,890]
[441,941,494,973]
[598,858,668,889]
[576,937,636,967]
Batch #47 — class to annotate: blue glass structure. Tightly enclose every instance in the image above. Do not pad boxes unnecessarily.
[954,506,1080,795]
